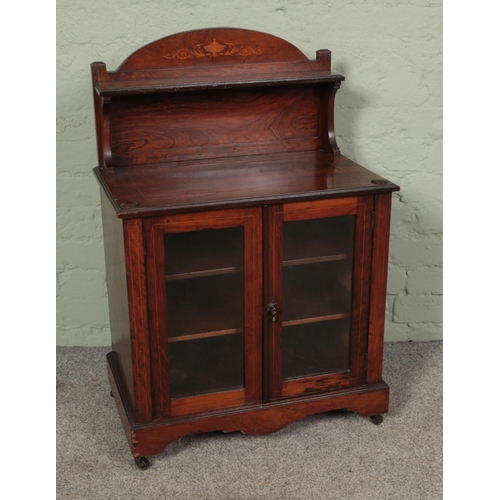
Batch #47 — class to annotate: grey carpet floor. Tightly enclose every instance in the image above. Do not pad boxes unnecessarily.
[56,341,442,500]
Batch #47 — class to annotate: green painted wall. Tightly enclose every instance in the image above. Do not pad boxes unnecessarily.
[57,0,443,346]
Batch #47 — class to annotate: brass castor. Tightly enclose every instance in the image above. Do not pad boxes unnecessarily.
[134,457,150,470]
[370,414,383,425]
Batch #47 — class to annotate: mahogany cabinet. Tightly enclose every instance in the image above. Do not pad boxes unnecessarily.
[91,28,400,470]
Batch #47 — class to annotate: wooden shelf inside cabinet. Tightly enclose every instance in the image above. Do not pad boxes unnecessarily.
[283,238,352,267]
[168,329,242,343]
[283,215,354,267]
[169,332,244,399]
[282,287,351,327]
[165,227,243,281]
[166,273,243,342]
[283,253,350,267]
[282,264,352,327]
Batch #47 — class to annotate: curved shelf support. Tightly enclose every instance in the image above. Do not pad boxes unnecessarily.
[91,62,113,170]
[101,96,113,169]
[318,80,342,158]
[328,82,342,157]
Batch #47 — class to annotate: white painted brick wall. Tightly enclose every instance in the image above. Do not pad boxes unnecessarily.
[56,1,443,346]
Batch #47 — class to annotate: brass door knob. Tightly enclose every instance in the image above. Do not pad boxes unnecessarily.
[267,300,278,322]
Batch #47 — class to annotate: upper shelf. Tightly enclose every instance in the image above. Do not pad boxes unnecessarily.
[92,28,342,97]
[95,71,345,96]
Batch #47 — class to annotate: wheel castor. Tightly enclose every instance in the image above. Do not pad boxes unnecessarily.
[110,390,114,398]
[134,457,150,470]
[370,414,383,425]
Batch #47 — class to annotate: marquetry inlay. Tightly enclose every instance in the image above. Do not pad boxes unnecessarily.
[164,38,263,60]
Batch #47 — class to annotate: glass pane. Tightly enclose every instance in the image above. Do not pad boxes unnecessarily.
[165,227,243,280]
[164,227,244,399]
[282,319,350,380]
[169,333,244,398]
[282,216,355,380]
[166,273,243,340]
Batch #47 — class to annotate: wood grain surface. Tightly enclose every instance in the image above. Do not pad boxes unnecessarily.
[109,87,320,166]
[94,152,399,218]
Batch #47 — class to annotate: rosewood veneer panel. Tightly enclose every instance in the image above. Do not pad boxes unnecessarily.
[109,87,320,166]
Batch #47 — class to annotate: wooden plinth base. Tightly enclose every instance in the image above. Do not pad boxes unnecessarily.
[107,352,389,461]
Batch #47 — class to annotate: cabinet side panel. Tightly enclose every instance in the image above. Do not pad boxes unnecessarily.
[366,193,392,384]
[100,189,135,413]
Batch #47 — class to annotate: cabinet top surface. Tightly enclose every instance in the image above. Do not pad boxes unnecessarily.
[95,151,399,218]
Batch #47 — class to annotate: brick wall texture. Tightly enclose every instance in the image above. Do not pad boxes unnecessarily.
[56,0,443,346]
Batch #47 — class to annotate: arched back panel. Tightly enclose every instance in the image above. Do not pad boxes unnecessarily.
[117,28,309,70]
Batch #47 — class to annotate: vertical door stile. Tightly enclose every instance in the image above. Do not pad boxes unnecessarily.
[122,217,153,423]
[263,204,284,402]
[243,206,263,404]
[145,217,172,419]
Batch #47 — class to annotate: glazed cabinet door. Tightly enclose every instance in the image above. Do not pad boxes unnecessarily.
[145,207,262,418]
[264,196,373,400]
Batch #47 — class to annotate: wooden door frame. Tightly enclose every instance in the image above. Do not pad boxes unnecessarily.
[264,196,374,401]
[144,207,262,418]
